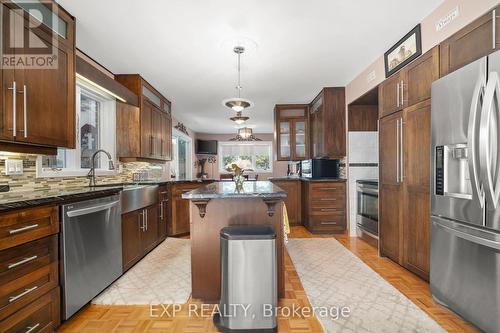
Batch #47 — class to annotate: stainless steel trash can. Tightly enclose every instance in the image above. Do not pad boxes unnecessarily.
[213,225,277,333]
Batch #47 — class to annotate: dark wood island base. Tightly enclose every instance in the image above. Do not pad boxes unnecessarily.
[183,182,287,303]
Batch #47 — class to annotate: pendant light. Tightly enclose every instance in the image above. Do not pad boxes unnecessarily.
[230,111,249,125]
[230,127,262,141]
[222,46,254,112]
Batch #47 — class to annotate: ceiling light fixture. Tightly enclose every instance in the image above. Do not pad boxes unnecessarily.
[222,46,254,112]
[230,127,262,141]
[229,111,249,125]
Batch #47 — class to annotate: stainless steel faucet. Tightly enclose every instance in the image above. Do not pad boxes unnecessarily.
[88,149,115,187]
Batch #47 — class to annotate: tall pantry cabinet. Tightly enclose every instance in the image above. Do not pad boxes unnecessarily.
[378,46,438,280]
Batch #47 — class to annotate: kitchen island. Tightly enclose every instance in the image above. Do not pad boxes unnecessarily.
[182,181,287,302]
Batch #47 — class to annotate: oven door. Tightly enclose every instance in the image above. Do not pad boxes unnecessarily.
[357,184,379,236]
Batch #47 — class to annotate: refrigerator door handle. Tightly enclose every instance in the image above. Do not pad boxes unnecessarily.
[479,71,500,209]
[434,218,500,251]
[467,73,486,208]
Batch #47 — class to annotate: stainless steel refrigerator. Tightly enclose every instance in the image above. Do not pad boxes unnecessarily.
[431,49,500,333]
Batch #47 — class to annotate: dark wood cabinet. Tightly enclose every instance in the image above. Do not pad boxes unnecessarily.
[158,186,169,242]
[378,72,403,118]
[274,105,309,161]
[142,205,158,253]
[0,1,75,153]
[0,287,60,333]
[121,210,143,271]
[270,180,301,225]
[122,204,159,272]
[379,112,403,263]
[0,205,60,330]
[379,101,431,280]
[302,181,346,233]
[440,5,500,77]
[404,46,440,107]
[403,100,431,280]
[309,88,346,159]
[115,74,172,162]
[379,46,439,118]
[348,105,378,131]
[169,182,209,236]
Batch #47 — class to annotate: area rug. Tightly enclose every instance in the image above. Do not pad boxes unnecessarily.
[92,238,191,305]
[286,238,445,333]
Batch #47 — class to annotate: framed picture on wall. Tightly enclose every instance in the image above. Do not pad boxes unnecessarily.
[384,24,422,78]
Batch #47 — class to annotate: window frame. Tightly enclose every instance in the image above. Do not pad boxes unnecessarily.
[171,128,193,180]
[218,141,273,173]
[36,78,117,178]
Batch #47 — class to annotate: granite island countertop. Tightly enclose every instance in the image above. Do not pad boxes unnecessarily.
[182,181,287,200]
[267,176,347,182]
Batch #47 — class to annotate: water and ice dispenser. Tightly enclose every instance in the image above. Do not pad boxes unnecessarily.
[435,144,473,199]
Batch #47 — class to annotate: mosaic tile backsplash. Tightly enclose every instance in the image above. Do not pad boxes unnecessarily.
[0,153,169,193]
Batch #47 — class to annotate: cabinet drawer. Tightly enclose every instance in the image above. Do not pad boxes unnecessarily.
[310,206,345,215]
[0,206,59,251]
[0,262,58,321]
[310,196,345,208]
[0,236,58,287]
[309,215,346,232]
[0,287,60,333]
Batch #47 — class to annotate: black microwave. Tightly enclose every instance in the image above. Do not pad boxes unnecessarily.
[301,159,340,179]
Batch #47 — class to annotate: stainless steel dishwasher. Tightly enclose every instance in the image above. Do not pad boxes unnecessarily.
[61,193,122,320]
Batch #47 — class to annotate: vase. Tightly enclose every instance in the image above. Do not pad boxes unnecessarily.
[234,174,245,191]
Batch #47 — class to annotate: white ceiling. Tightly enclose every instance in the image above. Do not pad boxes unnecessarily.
[59,0,442,134]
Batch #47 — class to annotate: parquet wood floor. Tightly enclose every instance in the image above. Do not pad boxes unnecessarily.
[57,227,479,333]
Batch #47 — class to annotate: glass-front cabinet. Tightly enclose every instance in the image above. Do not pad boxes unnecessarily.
[275,105,309,161]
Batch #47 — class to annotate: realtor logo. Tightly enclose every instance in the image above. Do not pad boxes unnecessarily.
[1,0,59,69]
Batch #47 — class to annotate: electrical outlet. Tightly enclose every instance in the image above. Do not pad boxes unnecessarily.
[5,159,23,176]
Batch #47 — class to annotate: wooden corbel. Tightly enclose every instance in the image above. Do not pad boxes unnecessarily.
[192,199,211,218]
[262,198,281,217]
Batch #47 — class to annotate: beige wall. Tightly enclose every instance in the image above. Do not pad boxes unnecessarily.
[345,0,499,104]
[194,133,288,180]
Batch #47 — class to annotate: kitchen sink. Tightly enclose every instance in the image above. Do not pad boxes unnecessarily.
[120,184,158,214]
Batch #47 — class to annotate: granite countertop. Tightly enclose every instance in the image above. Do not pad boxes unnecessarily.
[0,186,123,212]
[268,176,347,182]
[182,181,287,200]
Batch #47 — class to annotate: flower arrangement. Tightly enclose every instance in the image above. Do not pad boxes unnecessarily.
[225,159,253,190]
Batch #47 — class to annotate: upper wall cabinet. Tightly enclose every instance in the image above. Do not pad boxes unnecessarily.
[0,0,76,153]
[379,46,439,118]
[440,5,500,77]
[309,87,346,159]
[115,74,172,162]
[275,104,309,161]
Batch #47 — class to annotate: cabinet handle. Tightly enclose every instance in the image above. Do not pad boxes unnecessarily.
[9,224,39,235]
[9,286,38,303]
[318,187,337,190]
[320,198,337,201]
[160,202,164,220]
[161,138,164,157]
[320,208,338,212]
[145,209,148,231]
[139,212,145,231]
[24,323,40,333]
[8,255,38,269]
[396,118,400,183]
[400,117,404,181]
[320,221,338,225]
[494,9,497,49]
[400,80,405,106]
[396,82,400,108]
[150,136,154,156]
[8,81,16,137]
[18,84,27,138]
